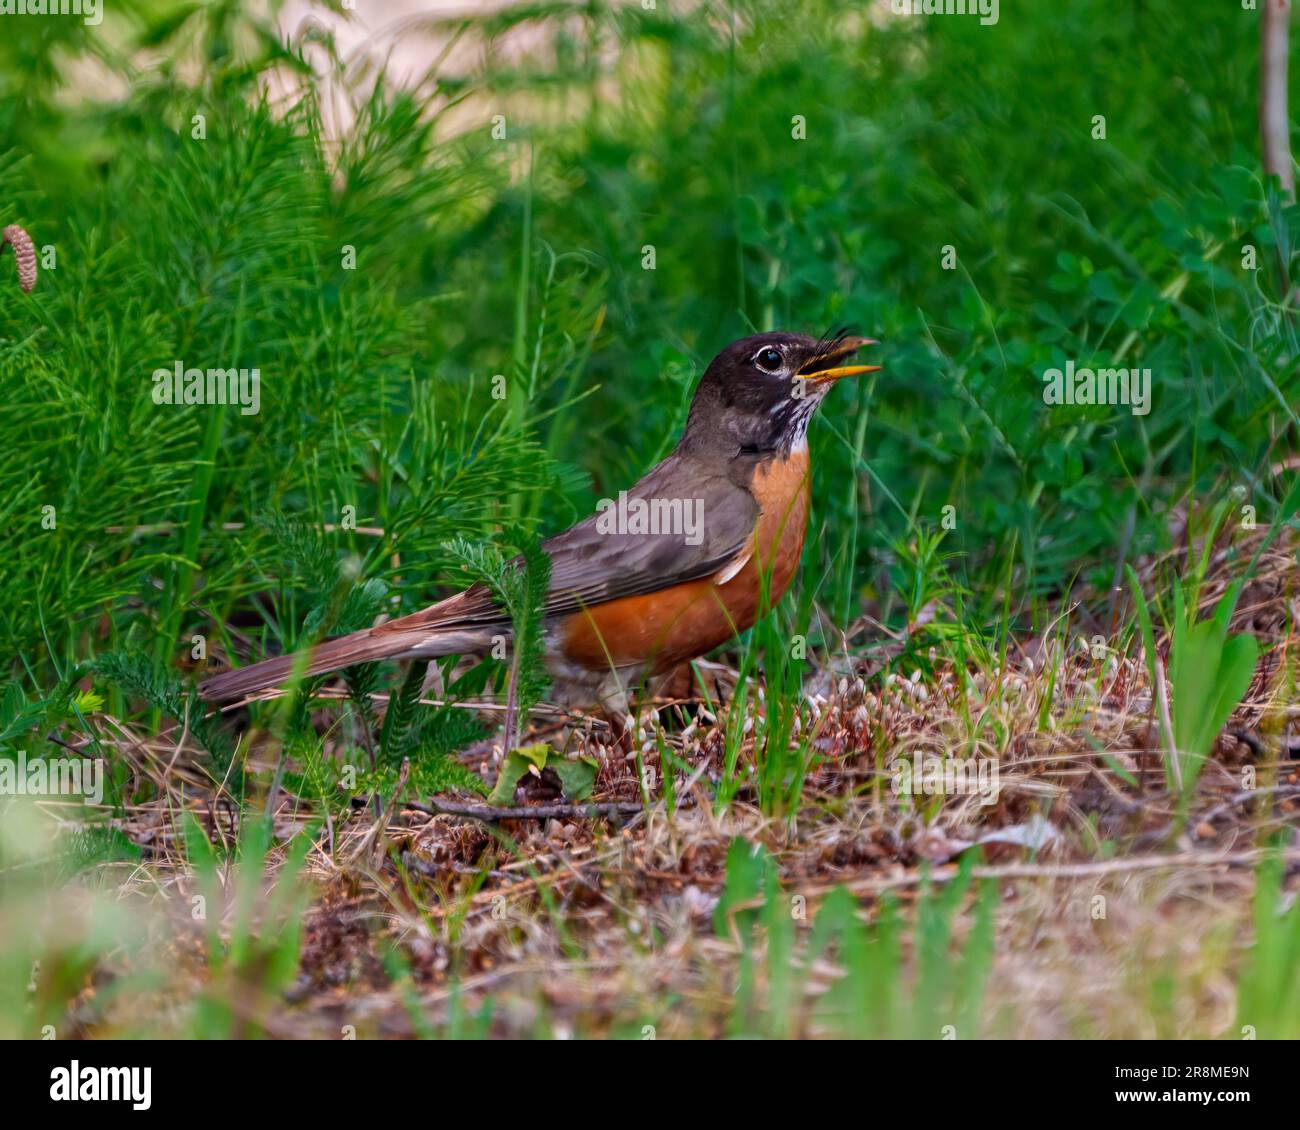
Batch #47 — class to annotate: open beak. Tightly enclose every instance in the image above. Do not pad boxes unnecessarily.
[798,336,881,385]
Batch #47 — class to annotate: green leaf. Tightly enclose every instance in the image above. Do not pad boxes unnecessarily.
[488,742,551,804]
[547,755,598,803]
[713,837,769,938]
[1125,565,1158,690]
[1199,632,1259,752]
[487,743,596,804]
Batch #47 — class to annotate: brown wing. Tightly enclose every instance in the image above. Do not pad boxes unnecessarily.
[540,454,756,615]
[201,454,755,700]
[380,452,757,634]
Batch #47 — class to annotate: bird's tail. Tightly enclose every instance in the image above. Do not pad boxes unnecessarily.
[198,629,416,702]
[199,590,498,703]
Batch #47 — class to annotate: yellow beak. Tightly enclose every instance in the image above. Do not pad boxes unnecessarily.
[802,363,882,384]
[799,336,882,384]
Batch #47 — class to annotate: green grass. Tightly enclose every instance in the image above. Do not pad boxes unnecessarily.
[716,838,998,1039]
[1,0,1296,679]
[0,0,1298,1041]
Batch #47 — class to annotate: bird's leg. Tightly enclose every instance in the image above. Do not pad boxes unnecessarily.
[605,711,633,758]
[596,677,634,758]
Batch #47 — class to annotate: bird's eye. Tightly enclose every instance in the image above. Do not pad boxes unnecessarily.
[755,347,783,372]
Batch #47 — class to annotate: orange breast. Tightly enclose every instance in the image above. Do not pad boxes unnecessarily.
[557,450,811,674]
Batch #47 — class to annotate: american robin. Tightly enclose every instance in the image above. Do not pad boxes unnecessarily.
[199,331,879,710]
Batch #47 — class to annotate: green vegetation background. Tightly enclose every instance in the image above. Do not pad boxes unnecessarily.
[0,0,1294,684]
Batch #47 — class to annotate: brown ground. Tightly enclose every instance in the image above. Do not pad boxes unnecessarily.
[20,528,1300,1039]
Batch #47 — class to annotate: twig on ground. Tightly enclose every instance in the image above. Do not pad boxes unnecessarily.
[350,757,410,865]
[837,846,1300,897]
[399,852,513,881]
[1197,784,1300,827]
[406,797,647,823]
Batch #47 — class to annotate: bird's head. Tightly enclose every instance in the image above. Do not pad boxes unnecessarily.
[682,331,880,458]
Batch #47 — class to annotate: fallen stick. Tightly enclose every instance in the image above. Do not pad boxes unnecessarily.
[406,797,646,823]
[350,757,411,865]
[829,845,1300,899]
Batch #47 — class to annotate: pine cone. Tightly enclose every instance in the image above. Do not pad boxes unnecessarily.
[3,224,37,293]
